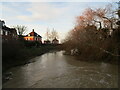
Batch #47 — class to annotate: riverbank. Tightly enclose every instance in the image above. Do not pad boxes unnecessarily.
[2,45,61,83]
[63,51,119,65]
[3,45,60,72]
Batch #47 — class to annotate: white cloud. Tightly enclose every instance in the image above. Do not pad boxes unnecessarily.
[1,3,21,22]
[17,3,69,22]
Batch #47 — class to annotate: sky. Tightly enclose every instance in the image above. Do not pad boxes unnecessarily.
[0,0,118,42]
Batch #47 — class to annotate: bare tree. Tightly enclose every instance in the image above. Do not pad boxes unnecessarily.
[13,25,27,35]
[63,3,120,57]
[49,28,59,40]
[45,28,51,40]
[76,4,117,30]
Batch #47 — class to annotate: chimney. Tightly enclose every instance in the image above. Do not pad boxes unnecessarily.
[32,29,34,32]
[0,20,5,27]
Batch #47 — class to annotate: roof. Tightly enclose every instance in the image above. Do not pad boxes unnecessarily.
[2,26,10,31]
[2,26,17,32]
[26,29,42,38]
[52,38,58,41]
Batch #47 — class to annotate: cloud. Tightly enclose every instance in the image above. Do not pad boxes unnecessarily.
[1,3,25,21]
[17,3,69,22]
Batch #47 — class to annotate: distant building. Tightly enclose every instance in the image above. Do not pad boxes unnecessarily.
[44,39,51,44]
[52,38,59,44]
[24,29,42,43]
[0,20,17,41]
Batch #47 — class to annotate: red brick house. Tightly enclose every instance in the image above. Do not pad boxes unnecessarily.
[24,29,42,43]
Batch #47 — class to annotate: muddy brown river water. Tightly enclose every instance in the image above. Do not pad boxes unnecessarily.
[3,51,118,88]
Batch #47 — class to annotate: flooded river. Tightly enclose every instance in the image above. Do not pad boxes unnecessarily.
[3,51,118,88]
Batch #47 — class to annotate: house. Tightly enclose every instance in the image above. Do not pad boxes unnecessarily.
[0,20,17,41]
[44,39,51,44]
[24,29,42,43]
[52,38,59,44]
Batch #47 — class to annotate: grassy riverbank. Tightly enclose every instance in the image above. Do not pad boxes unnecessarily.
[2,44,59,72]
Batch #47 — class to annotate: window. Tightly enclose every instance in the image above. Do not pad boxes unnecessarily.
[5,31,8,35]
[0,30,3,35]
[13,34,14,36]
[34,37,36,41]
[28,34,30,36]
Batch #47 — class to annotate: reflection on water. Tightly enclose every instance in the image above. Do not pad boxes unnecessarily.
[3,51,118,88]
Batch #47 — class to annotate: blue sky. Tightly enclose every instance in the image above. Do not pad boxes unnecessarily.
[1,1,118,42]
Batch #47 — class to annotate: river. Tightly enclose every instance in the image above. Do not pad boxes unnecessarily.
[3,51,118,88]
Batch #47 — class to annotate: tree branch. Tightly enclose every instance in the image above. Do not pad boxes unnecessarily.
[93,20,102,30]
[87,43,120,57]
